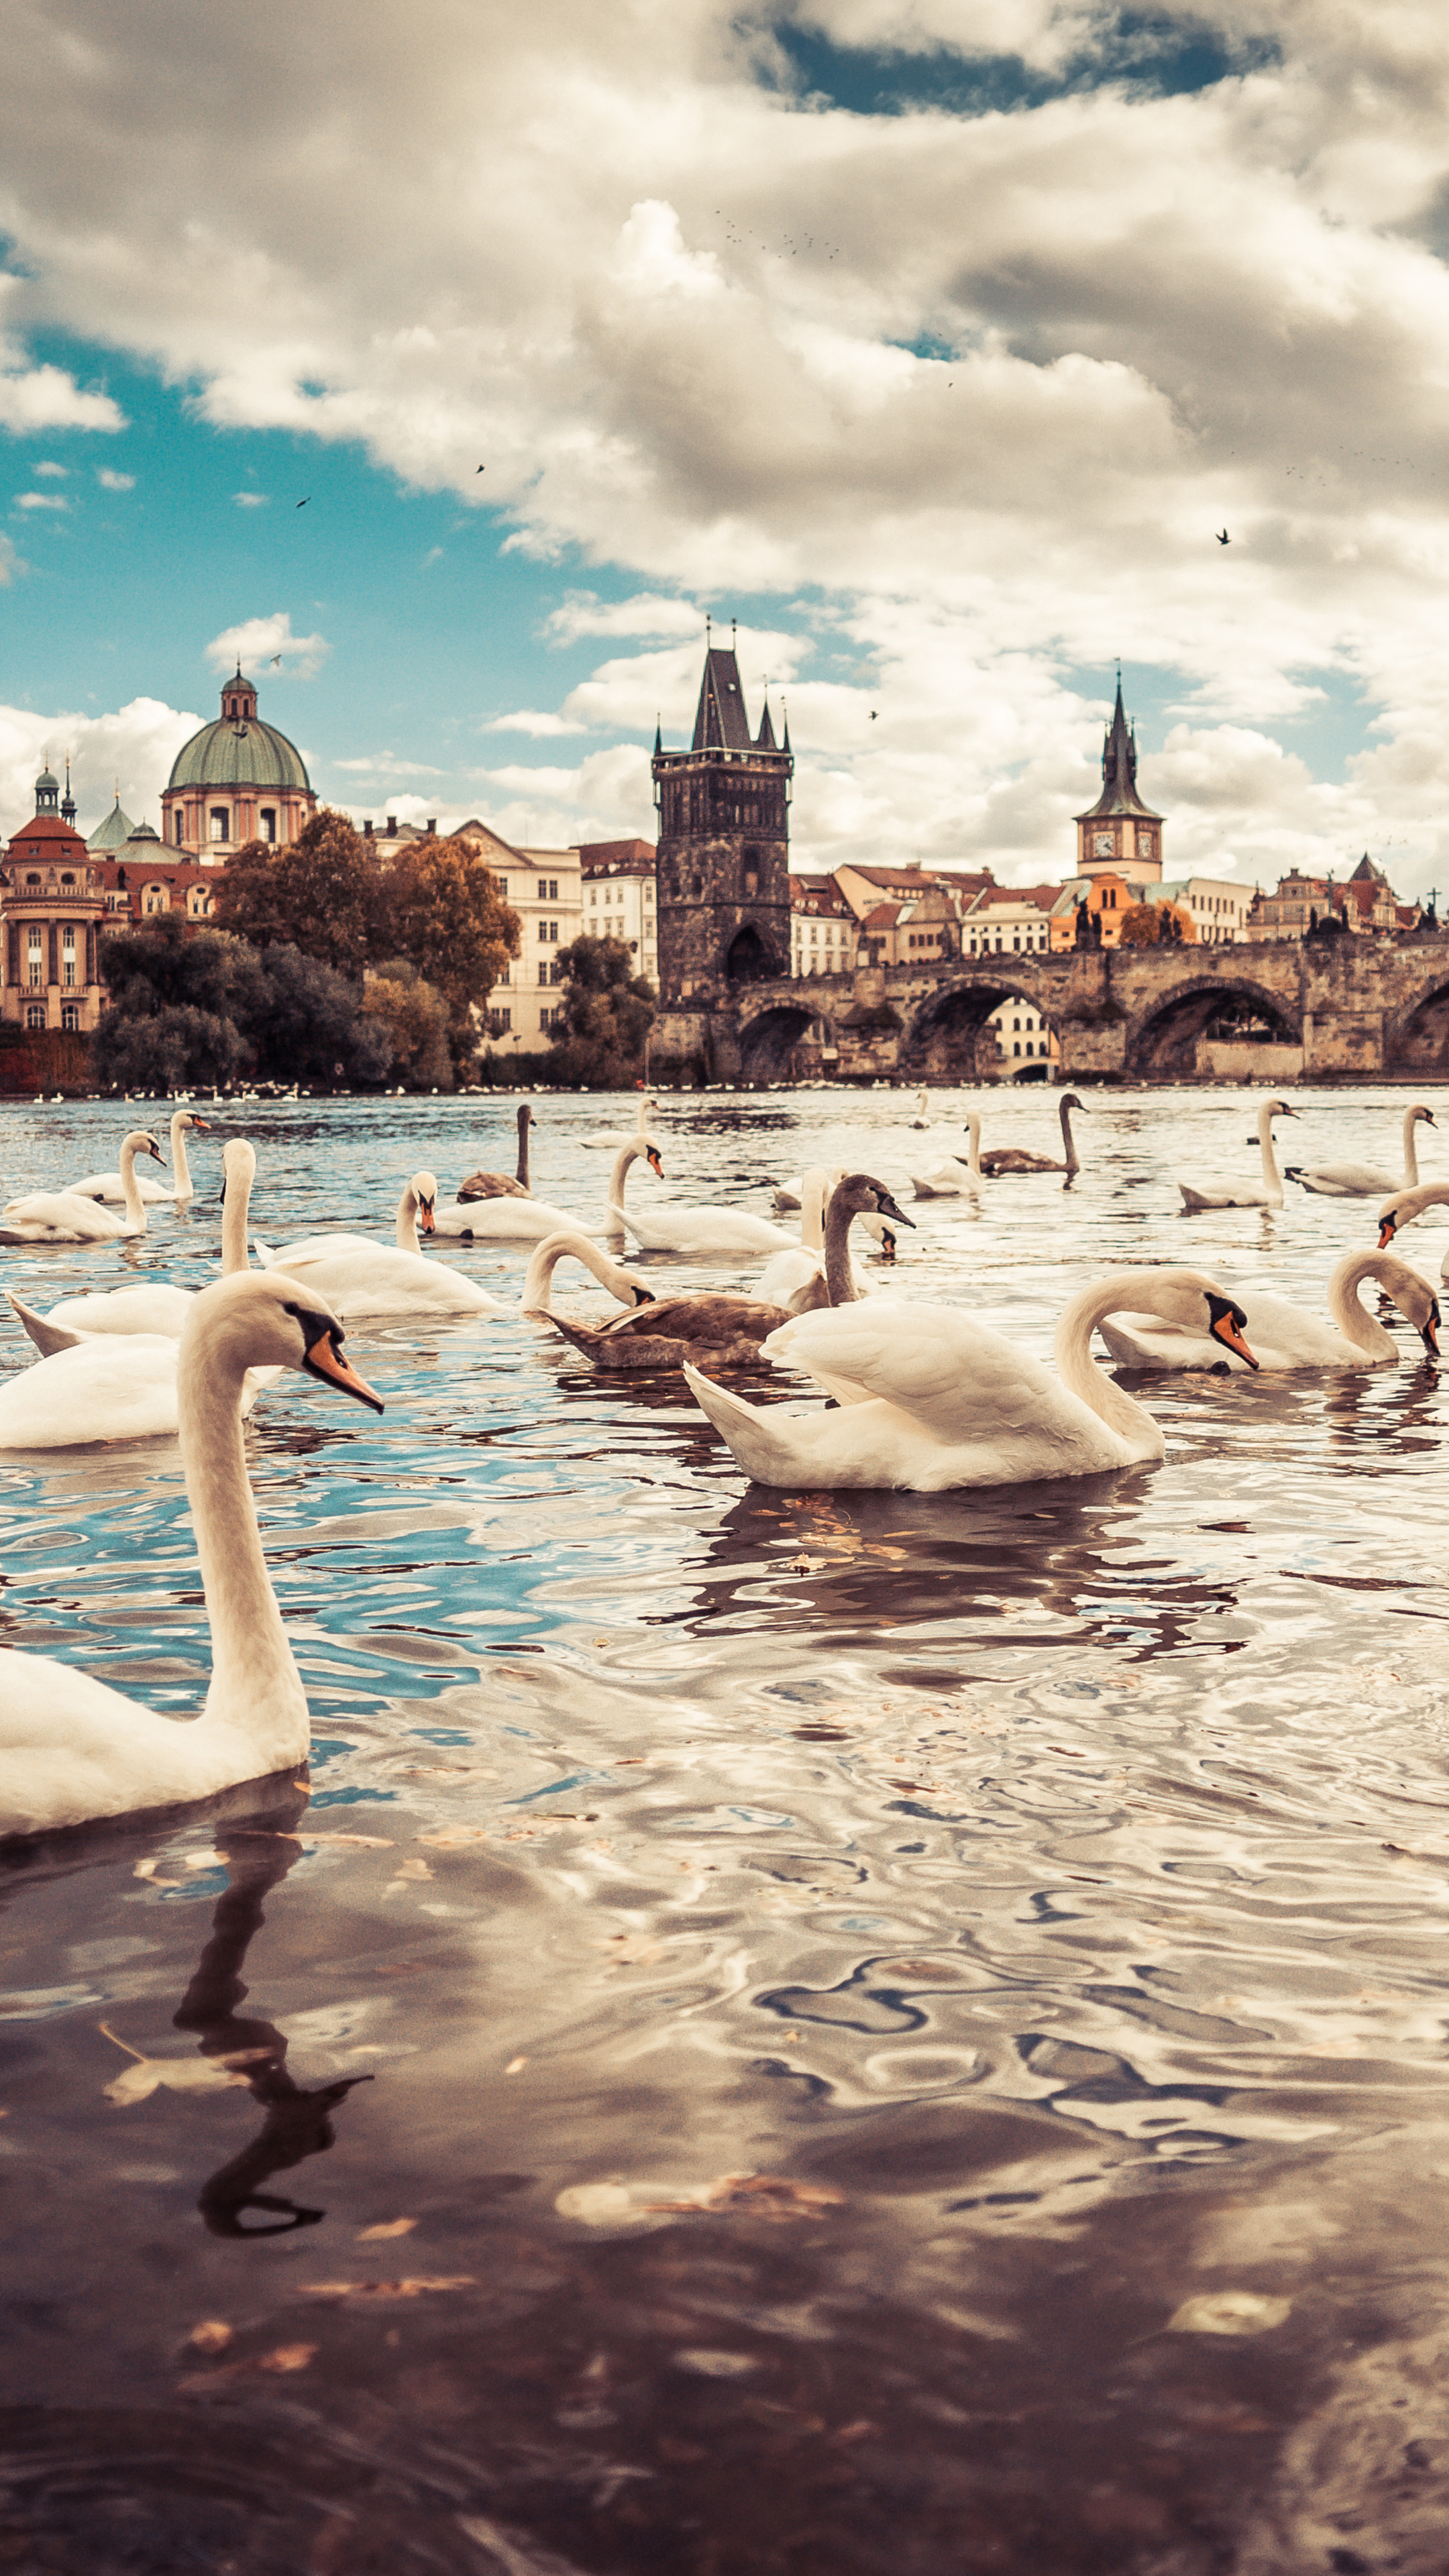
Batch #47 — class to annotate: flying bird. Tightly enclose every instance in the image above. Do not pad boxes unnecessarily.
[477,466,485,473]
[297,497,311,509]
[270,653,282,667]
[870,710,878,720]
[1216,529,1231,545]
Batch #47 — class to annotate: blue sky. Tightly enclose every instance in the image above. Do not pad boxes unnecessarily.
[2,0,1446,894]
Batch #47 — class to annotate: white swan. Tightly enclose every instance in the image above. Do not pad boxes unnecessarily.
[1285,1103,1435,1199]
[611,1148,795,1256]
[580,1095,659,1150]
[1097,1250,1439,1371]
[906,1113,984,1199]
[431,1136,652,1244]
[1177,1099,1296,1211]
[68,1109,209,1205]
[9,1137,261,1356]
[257,1172,505,1316]
[0,1274,382,1835]
[517,1229,655,1316]
[1,1131,166,1244]
[684,1267,1258,1491]
[1375,1181,1449,1279]
[908,1087,931,1130]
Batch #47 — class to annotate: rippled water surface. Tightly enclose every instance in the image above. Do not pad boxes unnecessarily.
[5,1083,1449,2574]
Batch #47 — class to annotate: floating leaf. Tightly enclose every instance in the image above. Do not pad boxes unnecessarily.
[1167,2292,1291,2337]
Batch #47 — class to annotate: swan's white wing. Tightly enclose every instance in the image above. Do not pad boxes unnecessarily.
[2,1189,128,1241]
[762,1299,1057,1440]
[1288,1161,1397,1197]
[46,1285,195,1339]
[0,1334,181,1448]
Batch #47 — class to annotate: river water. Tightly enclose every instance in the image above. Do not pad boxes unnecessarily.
[3,1081,1449,2575]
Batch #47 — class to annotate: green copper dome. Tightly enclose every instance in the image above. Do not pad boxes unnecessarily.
[167,671,311,794]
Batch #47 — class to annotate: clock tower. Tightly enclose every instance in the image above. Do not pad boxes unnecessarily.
[1073,680,1163,887]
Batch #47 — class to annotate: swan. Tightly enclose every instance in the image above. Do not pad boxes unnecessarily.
[683,1265,1258,1491]
[538,1177,913,1370]
[908,1087,931,1130]
[68,1109,209,1205]
[1177,1099,1296,1212]
[1375,1182,1449,1277]
[769,1170,899,1260]
[580,1096,659,1150]
[257,1173,506,1316]
[516,1230,655,1315]
[7,1137,260,1355]
[610,1153,796,1256]
[1285,1103,1435,1199]
[1097,1250,1439,1371]
[1,1131,166,1244]
[0,1274,383,1836]
[430,1136,655,1244]
[457,1103,535,1199]
[906,1113,984,1199]
[757,1170,906,1313]
[979,1093,1087,1178]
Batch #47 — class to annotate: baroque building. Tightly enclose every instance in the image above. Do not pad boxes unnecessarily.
[161,667,317,859]
[1,763,107,1034]
[651,641,792,1002]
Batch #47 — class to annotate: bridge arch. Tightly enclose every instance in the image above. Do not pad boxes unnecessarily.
[904,971,1066,1082]
[738,1001,837,1081]
[1126,975,1301,1075]
[1388,975,1449,1075]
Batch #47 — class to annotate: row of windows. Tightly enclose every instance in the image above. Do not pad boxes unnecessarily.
[178,807,281,846]
[25,1004,81,1031]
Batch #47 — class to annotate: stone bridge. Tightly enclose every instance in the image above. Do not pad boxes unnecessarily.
[651,935,1449,1084]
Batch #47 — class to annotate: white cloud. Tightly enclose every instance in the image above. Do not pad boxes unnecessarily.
[486,711,590,737]
[96,467,135,490]
[204,610,329,678]
[13,490,67,511]
[0,696,200,838]
[33,460,68,477]
[233,489,268,506]
[3,1,1449,883]
[331,755,443,777]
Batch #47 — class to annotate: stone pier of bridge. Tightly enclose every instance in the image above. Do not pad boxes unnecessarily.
[649,935,1449,1086]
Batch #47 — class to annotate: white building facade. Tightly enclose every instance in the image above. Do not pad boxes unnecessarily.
[448,820,582,1053]
[580,841,657,988]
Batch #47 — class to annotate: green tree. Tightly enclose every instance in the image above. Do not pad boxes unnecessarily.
[547,932,655,1084]
[212,810,384,975]
[91,916,394,1090]
[362,959,454,1089]
[386,836,521,1030]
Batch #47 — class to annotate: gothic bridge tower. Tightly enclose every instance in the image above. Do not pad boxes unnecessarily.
[652,639,793,1003]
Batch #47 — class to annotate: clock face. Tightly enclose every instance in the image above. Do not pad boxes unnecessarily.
[1138,832,1155,857]
[1094,834,1113,857]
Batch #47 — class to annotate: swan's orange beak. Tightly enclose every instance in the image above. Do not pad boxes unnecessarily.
[1379,1212,1399,1249]
[418,1197,436,1235]
[647,1147,664,1177]
[1208,1296,1258,1371]
[192,1116,210,1132]
[302,1321,384,1413]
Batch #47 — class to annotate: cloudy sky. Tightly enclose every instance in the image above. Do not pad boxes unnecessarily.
[2,0,1447,895]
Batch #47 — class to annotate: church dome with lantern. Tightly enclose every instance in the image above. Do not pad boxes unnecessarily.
[160,668,317,861]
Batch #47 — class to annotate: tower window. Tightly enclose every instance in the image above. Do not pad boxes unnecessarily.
[260,809,276,843]
[210,807,230,842]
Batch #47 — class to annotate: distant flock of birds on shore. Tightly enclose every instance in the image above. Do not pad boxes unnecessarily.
[3,1087,1446,1839]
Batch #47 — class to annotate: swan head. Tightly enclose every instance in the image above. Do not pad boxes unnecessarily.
[517,1102,534,1130]
[184,1273,384,1411]
[1132,1269,1258,1368]
[218,1138,256,1201]
[1413,1104,1437,1128]
[176,1110,209,1133]
[411,1169,439,1234]
[833,1173,914,1231]
[1060,1093,1087,1114]
[1265,1097,1297,1121]
[123,1129,166,1167]
[645,1143,664,1178]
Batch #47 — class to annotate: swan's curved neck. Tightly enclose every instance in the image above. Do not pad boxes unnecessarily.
[221,1161,252,1275]
[1257,1104,1283,1189]
[521,1230,627,1311]
[822,1189,863,1305]
[1326,1252,1401,1356]
[961,1115,982,1182]
[517,1109,531,1191]
[170,1113,194,1198]
[1060,1096,1080,1175]
[119,1138,148,1232]
[396,1185,421,1252]
[608,1140,645,1210]
[179,1332,307,1760]
[1403,1106,1423,1187]
[1053,1282,1165,1460]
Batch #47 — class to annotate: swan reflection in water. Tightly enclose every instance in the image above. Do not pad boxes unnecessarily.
[170,1802,372,2237]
